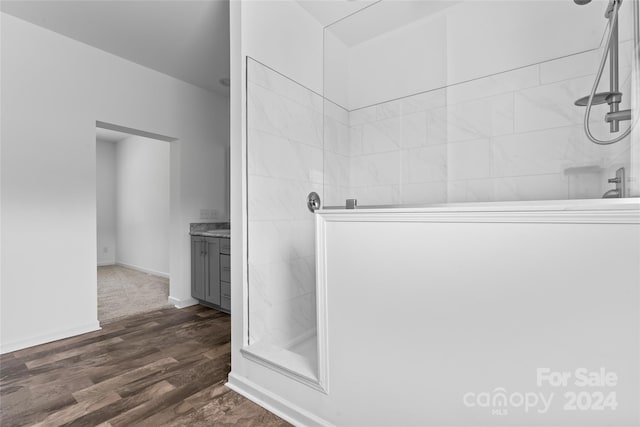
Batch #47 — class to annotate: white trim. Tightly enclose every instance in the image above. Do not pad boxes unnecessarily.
[226,372,334,427]
[97,261,115,267]
[0,321,101,354]
[315,214,330,394]
[168,296,199,309]
[115,261,170,278]
[240,346,326,393]
[317,203,640,225]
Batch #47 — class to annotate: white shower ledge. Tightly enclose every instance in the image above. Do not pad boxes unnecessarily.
[318,198,640,224]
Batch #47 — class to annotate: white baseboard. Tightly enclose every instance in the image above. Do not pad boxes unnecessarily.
[97,260,115,267]
[168,296,199,309]
[226,372,333,427]
[115,261,169,279]
[0,321,101,354]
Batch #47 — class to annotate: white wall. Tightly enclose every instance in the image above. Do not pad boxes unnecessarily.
[1,13,229,353]
[96,139,117,265]
[116,135,170,276]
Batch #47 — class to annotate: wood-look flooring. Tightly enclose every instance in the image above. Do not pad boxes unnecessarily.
[0,305,290,426]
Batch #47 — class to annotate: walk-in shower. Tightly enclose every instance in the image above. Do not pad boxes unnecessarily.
[242,0,639,394]
[321,0,639,205]
[574,0,639,146]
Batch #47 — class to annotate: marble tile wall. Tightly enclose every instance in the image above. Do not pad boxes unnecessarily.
[339,42,635,206]
[247,59,320,348]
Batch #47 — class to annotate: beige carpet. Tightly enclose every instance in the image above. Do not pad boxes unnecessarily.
[98,265,171,324]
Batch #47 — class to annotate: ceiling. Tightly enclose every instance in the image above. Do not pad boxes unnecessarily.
[296,0,379,27]
[0,0,230,96]
[299,0,461,47]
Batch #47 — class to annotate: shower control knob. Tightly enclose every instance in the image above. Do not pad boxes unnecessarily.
[608,177,621,184]
[307,192,321,213]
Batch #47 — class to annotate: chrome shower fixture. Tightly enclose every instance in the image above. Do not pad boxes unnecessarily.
[573,0,639,145]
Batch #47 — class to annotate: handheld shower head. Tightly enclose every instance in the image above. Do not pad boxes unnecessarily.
[574,0,592,4]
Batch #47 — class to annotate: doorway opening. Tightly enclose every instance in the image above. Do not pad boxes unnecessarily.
[95,122,175,324]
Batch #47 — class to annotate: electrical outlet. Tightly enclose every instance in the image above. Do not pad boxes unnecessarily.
[200,209,208,219]
[211,209,219,219]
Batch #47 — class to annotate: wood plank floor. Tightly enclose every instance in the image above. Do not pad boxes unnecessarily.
[0,305,290,426]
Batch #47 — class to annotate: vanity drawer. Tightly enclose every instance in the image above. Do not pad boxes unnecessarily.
[219,238,231,255]
[220,254,230,282]
[221,281,231,298]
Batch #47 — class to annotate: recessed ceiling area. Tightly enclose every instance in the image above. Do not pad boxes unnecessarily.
[303,0,462,47]
[0,0,230,96]
[296,0,379,27]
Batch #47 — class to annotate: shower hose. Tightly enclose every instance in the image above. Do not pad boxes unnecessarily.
[583,0,640,145]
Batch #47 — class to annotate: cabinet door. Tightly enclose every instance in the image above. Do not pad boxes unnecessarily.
[191,237,207,301]
[206,238,221,305]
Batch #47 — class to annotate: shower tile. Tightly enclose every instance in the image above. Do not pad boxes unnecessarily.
[491,125,625,178]
[401,145,448,184]
[493,173,569,201]
[248,176,322,221]
[401,89,446,114]
[361,117,402,154]
[248,59,322,113]
[376,98,403,120]
[618,40,635,69]
[446,99,492,142]
[400,111,428,148]
[539,49,601,84]
[247,129,323,183]
[324,115,350,156]
[248,83,323,148]
[349,125,364,156]
[350,185,401,206]
[446,94,514,142]
[448,179,494,203]
[350,151,402,187]
[400,182,447,205]
[324,100,349,125]
[249,219,315,265]
[490,93,515,136]
[567,170,605,200]
[426,108,448,145]
[447,139,492,181]
[249,257,316,305]
[251,291,316,347]
[324,151,350,186]
[513,75,595,133]
[446,65,539,105]
[350,106,377,126]
[324,185,353,207]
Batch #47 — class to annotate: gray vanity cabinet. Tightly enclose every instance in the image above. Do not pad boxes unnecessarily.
[205,238,221,305]
[191,237,207,301]
[191,235,229,313]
